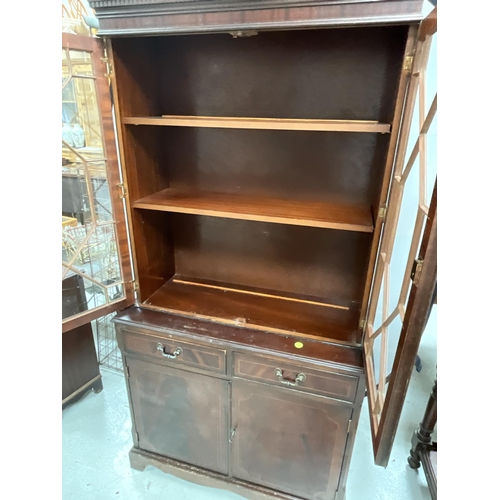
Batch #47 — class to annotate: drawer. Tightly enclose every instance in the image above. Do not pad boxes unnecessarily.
[122,330,226,374]
[233,353,358,403]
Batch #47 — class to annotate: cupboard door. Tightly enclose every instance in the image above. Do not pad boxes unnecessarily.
[127,358,229,474]
[231,379,351,500]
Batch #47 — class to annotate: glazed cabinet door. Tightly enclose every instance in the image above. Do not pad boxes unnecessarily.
[62,33,134,334]
[363,7,437,467]
[231,379,352,500]
[126,358,229,474]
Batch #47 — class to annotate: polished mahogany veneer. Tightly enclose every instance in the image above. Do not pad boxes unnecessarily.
[88,1,432,498]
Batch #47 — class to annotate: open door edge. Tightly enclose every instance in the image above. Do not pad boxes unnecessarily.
[371,185,437,466]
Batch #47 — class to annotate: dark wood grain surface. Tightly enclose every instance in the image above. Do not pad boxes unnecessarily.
[93,1,424,35]
[231,379,352,499]
[134,188,374,232]
[159,27,406,121]
[90,0,424,17]
[114,307,364,369]
[62,323,102,405]
[143,276,359,343]
[116,307,366,500]
[408,380,437,500]
[130,210,175,303]
[171,215,372,306]
[233,353,358,402]
[110,27,407,122]
[132,126,390,208]
[110,37,160,118]
[128,447,312,500]
[119,126,168,202]
[123,330,226,374]
[127,358,230,474]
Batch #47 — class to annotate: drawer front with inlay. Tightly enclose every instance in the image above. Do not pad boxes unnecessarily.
[233,353,357,402]
[123,330,226,374]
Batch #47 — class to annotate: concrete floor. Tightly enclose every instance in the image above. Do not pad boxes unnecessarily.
[62,309,436,500]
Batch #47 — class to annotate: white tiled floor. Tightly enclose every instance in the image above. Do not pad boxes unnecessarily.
[62,309,436,500]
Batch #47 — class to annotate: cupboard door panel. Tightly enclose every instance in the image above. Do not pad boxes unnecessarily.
[231,379,351,500]
[127,358,229,474]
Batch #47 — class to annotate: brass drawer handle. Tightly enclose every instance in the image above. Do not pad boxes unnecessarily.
[275,368,306,387]
[156,343,182,359]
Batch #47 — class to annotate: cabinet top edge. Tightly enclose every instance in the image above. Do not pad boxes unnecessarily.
[114,307,364,370]
[90,0,424,37]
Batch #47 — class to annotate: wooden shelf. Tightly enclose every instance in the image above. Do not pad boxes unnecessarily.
[143,276,359,344]
[123,115,391,134]
[133,189,374,233]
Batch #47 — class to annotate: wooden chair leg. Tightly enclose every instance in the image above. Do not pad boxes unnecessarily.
[408,379,437,469]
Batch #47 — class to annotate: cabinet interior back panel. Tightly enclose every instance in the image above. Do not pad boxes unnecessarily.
[158,26,407,120]
[172,215,372,306]
[112,25,408,120]
[160,127,389,206]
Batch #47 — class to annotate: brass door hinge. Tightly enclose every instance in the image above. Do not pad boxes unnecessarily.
[125,365,130,377]
[378,206,387,221]
[359,318,366,330]
[127,279,139,293]
[347,418,352,434]
[117,183,127,199]
[101,53,113,80]
[404,55,414,72]
[411,258,424,286]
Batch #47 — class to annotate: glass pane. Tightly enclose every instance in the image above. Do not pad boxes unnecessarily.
[94,312,123,371]
[62,271,88,319]
[89,165,114,222]
[372,334,382,384]
[71,77,103,151]
[62,49,71,88]
[62,79,78,128]
[62,159,110,225]
[389,162,419,314]
[108,283,124,302]
[62,163,92,225]
[62,223,124,307]
[425,36,437,118]
[426,112,437,204]
[62,270,106,320]
[386,315,403,377]
[403,85,420,168]
[371,315,403,385]
[69,49,94,76]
